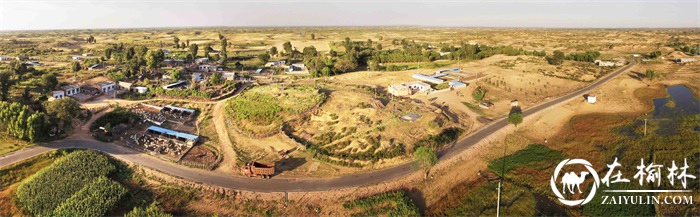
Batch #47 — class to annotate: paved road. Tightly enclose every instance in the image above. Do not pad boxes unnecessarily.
[0,61,637,192]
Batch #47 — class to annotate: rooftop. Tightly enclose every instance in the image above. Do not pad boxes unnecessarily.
[147,126,199,141]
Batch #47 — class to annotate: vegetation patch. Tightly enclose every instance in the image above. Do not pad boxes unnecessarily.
[343,191,420,217]
[15,150,119,216]
[487,144,565,176]
[225,84,325,136]
[52,176,128,216]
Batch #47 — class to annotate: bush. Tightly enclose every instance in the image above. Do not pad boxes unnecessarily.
[16,150,116,216]
[52,176,127,216]
[487,144,564,175]
[343,191,420,216]
[89,106,139,131]
[434,82,450,90]
[472,86,487,102]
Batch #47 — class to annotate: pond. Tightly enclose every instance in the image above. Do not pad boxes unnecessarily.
[651,85,699,135]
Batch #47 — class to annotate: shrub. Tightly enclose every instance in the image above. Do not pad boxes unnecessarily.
[16,150,116,216]
[472,86,487,102]
[343,191,420,216]
[89,106,139,131]
[434,82,450,90]
[52,176,127,216]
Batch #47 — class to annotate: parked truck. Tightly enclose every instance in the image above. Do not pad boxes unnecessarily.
[241,161,275,178]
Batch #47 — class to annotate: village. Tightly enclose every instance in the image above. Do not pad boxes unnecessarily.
[0,23,698,217]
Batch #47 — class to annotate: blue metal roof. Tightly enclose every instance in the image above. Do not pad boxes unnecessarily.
[147,126,199,141]
[255,68,263,73]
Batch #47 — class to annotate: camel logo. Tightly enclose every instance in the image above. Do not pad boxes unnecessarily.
[550,159,600,206]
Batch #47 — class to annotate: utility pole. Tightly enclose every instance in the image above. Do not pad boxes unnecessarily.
[497,181,501,217]
[458,55,461,71]
[644,118,648,136]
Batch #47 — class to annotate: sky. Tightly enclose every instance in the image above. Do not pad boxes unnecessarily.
[0,0,698,31]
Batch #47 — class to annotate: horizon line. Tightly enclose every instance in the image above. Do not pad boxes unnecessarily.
[2,25,700,32]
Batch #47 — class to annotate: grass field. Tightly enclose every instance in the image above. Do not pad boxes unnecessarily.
[0,137,31,156]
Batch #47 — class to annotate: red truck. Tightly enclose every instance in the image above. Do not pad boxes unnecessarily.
[241,161,275,178]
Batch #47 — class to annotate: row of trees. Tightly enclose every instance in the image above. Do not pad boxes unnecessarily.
[547,50,600,65]
[0,101,47,142]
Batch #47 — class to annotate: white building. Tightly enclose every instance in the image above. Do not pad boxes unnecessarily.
[118,81,133,90]
[197,64,215,71]
[61,85,81,96]
[25,61,41,66]
[82,53,94,57]
[388,82,432,96]
[265,60,286,67]
[587,95,597,104]
[132,87,148,94]
[448,81,467,89]
[222,72,236,81]
[51,91,65,99]
[96,81,116,93]
[676,58,697,63]
[195,58,209,64]
[0,56,14,61]
[594,60,622,67]
[72,56,83,61]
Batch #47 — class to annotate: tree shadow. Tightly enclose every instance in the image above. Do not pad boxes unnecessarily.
[509,106,522,114]
[627,71,645,81]
[402,187,427,215]
[276,157,307,173]
[582,94,589,101]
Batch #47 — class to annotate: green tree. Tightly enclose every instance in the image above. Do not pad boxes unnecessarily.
[9,60,28,80]
[472,86,487,102]
[186,39,190,47]
[41,73,58,93]
[283,41,293,55]
[71,61,81,72]
[189,44,198,59]
[204,44,212,59]
[258,53,270,63]
[26,112,46,142]
[173,36,180,49]
[302,46,318,58]
[146,49,165,70]
[548,50,565,65]
[220,38,228,53]
[104,47,113,59]
[269,46,278,57]
[508,112,523,127]
[413,146,438,178]
[310,33,315,40]
[209,73,222,85]
[649,50,662,59]
[645,69,659,82]
[0,72,13,101]
[334,58,357,72]
[44,98,81,130]
[171,69,181,80]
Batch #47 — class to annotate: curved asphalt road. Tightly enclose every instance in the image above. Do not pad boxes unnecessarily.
[0,61,636,192]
